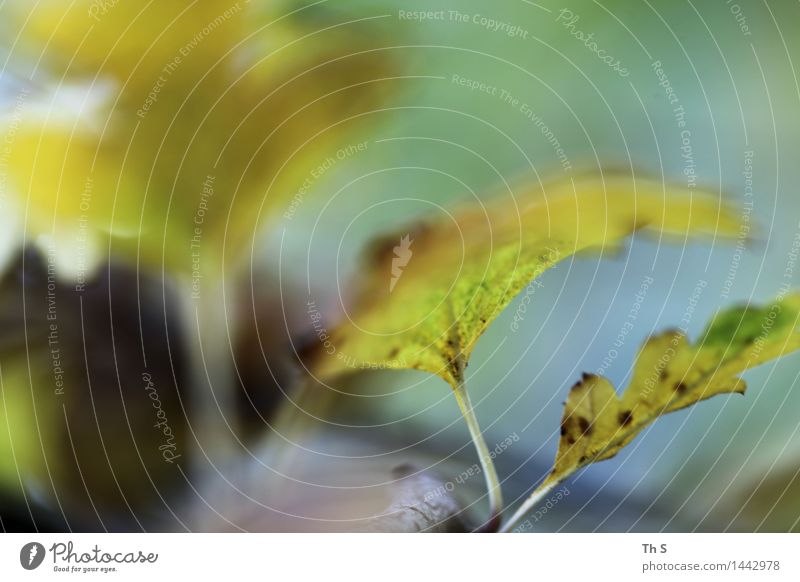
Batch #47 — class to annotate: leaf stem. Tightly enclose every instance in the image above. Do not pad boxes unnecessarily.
[498,478,560,533]
[452,374,503,533]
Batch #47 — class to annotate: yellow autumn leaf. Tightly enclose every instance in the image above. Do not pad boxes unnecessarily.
[310,173,741,387]
[501,293,800,532]
[1,0,392,275]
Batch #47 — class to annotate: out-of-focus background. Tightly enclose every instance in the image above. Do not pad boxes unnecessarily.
[1,0,799,532]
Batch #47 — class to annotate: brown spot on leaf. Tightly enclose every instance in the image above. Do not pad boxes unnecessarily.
[367,222,429,267]
[368,234,400,267]
[578,417,592,436]
[674,382,688,394]
[618,410,634,427]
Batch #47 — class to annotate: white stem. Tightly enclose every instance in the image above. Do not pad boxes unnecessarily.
[499,478,560,533]
[452,377,503,532]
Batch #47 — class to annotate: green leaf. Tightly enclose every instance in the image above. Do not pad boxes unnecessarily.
[309,173,741,388]
[501,293,800,532]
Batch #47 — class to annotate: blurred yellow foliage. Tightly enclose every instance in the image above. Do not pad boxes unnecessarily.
[2,0,392,275]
